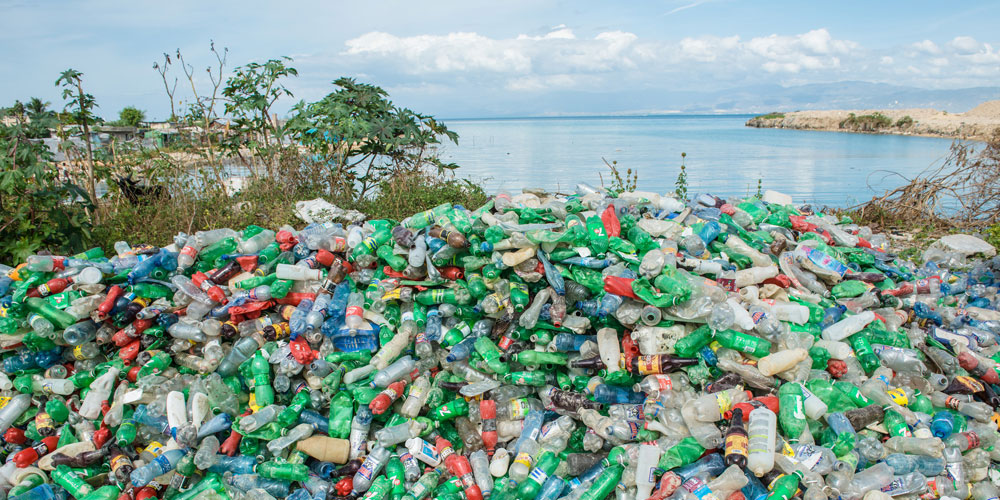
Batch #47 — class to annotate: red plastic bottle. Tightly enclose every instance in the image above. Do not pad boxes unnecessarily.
[725,395,779,421]
[289,337,318,365]
[335,477,353,496]
[27,277,73,298]
[4,428,26,445]
[98,285,124,317]
[435,436,483,500]
[192,272,226,303]
[369,380,407,415]
[14,435,59,467]
[480,400,498,455]
[118,340,142,364]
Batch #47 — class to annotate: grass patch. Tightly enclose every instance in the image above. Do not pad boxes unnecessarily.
[754,112,785,120]
[92,154,488,249]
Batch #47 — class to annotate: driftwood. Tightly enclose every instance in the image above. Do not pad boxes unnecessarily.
[850,133,1000,230]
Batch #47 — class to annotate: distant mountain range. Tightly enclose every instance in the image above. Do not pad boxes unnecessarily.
[685,82,1000,114]
[448,81,1000,118]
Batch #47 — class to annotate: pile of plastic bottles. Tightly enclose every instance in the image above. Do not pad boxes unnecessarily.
[2,184,1000,500]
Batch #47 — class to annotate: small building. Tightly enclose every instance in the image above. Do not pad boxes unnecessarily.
[96,126,139,142]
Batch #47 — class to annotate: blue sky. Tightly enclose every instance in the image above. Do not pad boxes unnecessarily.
[1,0,998,119]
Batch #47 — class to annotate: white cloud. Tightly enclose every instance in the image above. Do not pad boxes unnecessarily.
[344,32,533,73]
[911,40,941,54]
[949,36,982,54]
[743,29,857,73]
[338,27,1000,94]
[344,27,644,80]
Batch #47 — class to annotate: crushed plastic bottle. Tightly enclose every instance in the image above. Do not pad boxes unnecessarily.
[3,186,1000,500]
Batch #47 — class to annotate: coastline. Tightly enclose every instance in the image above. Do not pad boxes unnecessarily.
[745,101,1000,141]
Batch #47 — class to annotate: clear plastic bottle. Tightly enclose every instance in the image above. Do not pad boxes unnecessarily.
[349,406,374,459]
[267,423,314,454]
[352,445,392,494]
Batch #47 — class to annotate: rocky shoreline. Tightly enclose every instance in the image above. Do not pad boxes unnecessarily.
[746,100,1000,141]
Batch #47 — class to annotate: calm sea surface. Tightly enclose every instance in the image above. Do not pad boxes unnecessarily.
[437,115,958,207]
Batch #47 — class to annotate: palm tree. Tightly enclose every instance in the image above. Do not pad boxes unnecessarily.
[26,97,50,116]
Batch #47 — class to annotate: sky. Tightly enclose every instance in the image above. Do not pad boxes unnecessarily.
[1,0,999,119]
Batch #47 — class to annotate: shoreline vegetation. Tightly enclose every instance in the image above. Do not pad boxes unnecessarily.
[0,48,487,264]
[746,100,1000,141]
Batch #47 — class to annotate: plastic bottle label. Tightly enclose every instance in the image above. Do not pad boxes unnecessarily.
[804,247,848,278]
[357,459,376,482]
[880,477,906,494]
[509,399,530,419]
[725,434,748,458]
[655,375,673,391]
[681,477,718,500]
[716,276,735,292]
[965,432,981,449]
[636,356,663,375]
[944,396,962,410]
[792,444,823,470]
[528,466,549,485]
[950,376,985,393]
[513,452,532,469]
[716,391,734,416]
[145,441,164,456]
[72,345,88,360]
[886,388,909,406]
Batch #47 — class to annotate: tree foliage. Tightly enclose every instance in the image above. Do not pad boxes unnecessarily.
[222,57,297,173]
[117,106,146,128]
[0,123,92,262]
[284,77,459,198]
[56,69,100,210]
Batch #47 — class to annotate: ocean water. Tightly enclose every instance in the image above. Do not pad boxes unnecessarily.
[437,115,958,207]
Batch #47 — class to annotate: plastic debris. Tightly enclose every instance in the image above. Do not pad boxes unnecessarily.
[1,184,1000,500]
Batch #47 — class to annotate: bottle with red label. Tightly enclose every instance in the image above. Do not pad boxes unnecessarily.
[435,436,483,500]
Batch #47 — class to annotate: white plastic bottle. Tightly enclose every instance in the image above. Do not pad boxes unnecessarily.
[747,407,777,477]
[822,311,876,341]
[635,443,662,500]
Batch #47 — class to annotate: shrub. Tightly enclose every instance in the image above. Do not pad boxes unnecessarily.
[754,112,785,120]
[0,123,93,263]
[840,112,893,132]
[599,158,638,194]
[895,115,914,128]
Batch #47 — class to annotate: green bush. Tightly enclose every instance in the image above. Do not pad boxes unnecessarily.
[0,123,93,263]
[895,115,914,128]
[840,112,893,132]
[754,112,785,120]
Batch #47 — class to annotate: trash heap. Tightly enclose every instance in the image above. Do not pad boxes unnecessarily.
[2,184,1000,500]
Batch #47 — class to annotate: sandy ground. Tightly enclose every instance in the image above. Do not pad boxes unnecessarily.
[747,100,1000,141]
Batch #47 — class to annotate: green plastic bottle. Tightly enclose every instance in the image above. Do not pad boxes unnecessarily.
[257,461,310,482]
[658,437,705,470]
[778,382,806,440]
[713,329,772,358]
[516,451,560,500]
[329,391,354,439]
[579,464,623,500]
